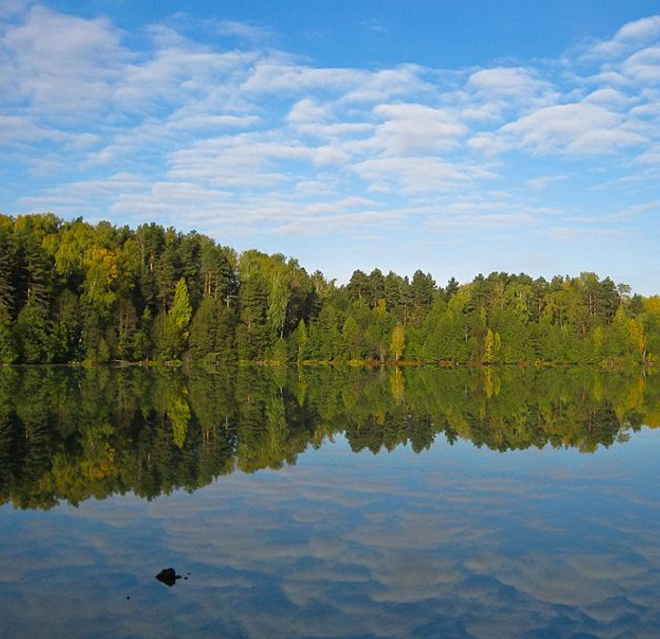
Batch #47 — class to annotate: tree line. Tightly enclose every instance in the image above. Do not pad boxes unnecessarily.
[0,213,658,365]
[1,366,656,509]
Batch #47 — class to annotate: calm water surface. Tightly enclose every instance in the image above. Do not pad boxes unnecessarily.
[1,366,658,638]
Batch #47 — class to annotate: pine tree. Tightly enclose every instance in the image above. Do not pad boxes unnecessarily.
[347,270,369,302]
[237,261,269,360]
[155,243,178,309]
[189,296,217,360]
[16,302,50,363]
[445,277,460,301]
[0,222,15,318]
[271,337,288,363]
[411,270,435,314]
[342,315,362,360]
[0,320,18,364]
[214,305,236,361]
[169,278,192,336]
[152,310,180,360]
[133,308,153,360]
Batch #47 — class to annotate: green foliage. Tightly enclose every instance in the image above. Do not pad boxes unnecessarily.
[342,315,362,360]
[169,277,192,333]
[16,302,50,363]
[189,296,216,360]
[0,320,18,364]
[390,322,405,361]
[270,337,288,363]
[0,220,15,318]
[0,214,655,366]
[267,272,289,338]
[152,311,180,360]
[289,319,308,364]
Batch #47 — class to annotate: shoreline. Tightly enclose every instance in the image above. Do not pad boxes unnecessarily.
[1,358,654,371]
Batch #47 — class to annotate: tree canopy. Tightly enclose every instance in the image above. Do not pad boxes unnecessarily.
[0,213,657,366]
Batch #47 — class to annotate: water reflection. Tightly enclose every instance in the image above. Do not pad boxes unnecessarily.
[0,365,656,509]
[2,366,659,638]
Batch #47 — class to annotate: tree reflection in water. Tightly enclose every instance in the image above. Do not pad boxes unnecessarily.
[0,365,656,509]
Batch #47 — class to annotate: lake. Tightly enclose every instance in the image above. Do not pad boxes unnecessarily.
[1,366,658,638]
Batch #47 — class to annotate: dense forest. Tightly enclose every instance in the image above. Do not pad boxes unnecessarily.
[0,213,658,366]
[1,366,656,509]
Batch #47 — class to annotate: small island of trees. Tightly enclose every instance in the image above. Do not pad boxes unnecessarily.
[0,213,658,366]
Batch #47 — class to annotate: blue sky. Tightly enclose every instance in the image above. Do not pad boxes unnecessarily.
[1,1,659,294]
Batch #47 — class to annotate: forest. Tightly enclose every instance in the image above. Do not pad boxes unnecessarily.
[0,213,658,366]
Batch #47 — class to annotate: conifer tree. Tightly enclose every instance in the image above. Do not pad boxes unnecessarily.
[189,296,217,360]
[169,278,192,336]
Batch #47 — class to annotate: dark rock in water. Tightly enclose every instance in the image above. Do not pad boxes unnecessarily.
[155,567,181,587]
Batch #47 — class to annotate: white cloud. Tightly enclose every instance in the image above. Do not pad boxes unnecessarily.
[585,14,660,60]
[582,88,631,108]
[111,181,232,223]
[470,102,644,156]
[341,65,433,103]
[360,19,388,35]
[241,61,365,94]
[525,175,568,191]
[113,46,255,114]
[166,132,320,185]
[0,5,127,118]
[287,98,330,124]
[0,0,32,18]
[0,115,98,147]
[312,145,351,166]
[353,157,494,194]
[469,67,542,97]
[615,14,660,43]
[17,173,146,213]
[165,114,261,131]
[294,178,339,196]
[637,144,660,164]
[372,103,467,154]
[621,45,660,83]
[285,99,374,141]
[305,196,376,215]
[215,19,274,43]
[466,67,559,120]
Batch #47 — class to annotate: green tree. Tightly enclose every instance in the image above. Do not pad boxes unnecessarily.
[390,322,405,361]
[169,277,192,354]
[16,303,50,363]
[290,319,308,364]
[267,272,290,339]
[189,296,216,360]
[0,319,18,364]
[0,220,15,318]
[169,278,192,332]
[342,315,363,360]
[152,311,180,360]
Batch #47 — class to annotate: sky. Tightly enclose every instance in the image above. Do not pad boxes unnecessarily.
[0,1,659,293]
